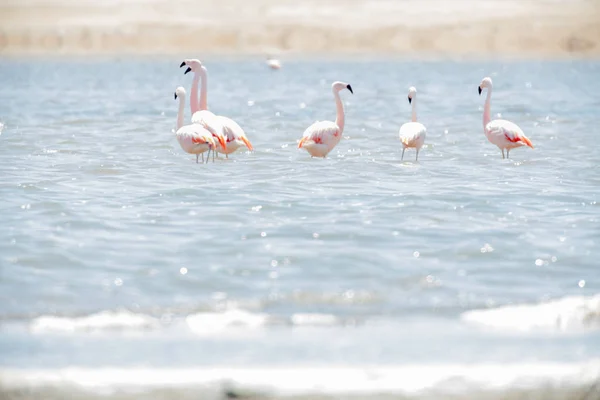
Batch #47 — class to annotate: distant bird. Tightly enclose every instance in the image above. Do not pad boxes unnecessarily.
[298,81,353,158]
[173,86,216,163]
[478,77,533,159]
[266,57,281,70]
[180,59,252,158]
[399,87,427,161]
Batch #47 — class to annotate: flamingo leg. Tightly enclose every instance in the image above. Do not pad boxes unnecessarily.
[226,154,228,159]
[506,149,510,158]
[401,148,405,160]
[416,149,419,161]
[196,154,199,164]
[501,149,505,159]
[212,148,215,163]
[201,153,205,163]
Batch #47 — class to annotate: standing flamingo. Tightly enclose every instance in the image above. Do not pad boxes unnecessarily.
[399,87,427,161]
[180,59,253,158]
[478,77,534,159]
[173,87,216,163]
[298,81,353,158]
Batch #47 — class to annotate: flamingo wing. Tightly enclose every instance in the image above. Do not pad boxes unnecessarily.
[216,116,253,151]
[298,121,339,148]
[399,122,426,147]
[176,124,215,151]
[487,119,534,148]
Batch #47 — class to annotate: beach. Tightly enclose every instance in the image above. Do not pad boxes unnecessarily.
[0,0,599,57]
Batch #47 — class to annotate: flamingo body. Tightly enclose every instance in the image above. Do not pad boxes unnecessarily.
[399,122,426,150]
[217,115,254,154]
[298,121,341,158]
[175,125,216,159]
[485,119,534,151]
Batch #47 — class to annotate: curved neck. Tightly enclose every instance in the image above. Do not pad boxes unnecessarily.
[483,87,492,128]
[177,96,185,130]
[333,89,345,134]
[411,98,417,122]
[198,67,208,111]
[190,74,200,115]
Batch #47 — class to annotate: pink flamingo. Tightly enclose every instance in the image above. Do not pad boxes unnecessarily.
[399,86,427,161]
[479,77,534,159]
[173,87,216,163]
[180,59,253,158]
[298,81,353,158]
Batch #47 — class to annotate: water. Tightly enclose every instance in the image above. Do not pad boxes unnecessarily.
[0,58,599,399]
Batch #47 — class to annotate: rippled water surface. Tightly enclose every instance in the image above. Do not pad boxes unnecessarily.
[0,58,599,399]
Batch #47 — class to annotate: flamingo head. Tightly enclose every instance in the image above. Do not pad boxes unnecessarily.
[174,86,186,101]
[407,86,417,104]
[479,77,493,95]
[332,81,353,94]
[180,59,204,75]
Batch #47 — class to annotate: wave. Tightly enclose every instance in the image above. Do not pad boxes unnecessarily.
[1,361,599,399]
[27,309,341,334]
[29,310,160,333]
[461,294,600,333]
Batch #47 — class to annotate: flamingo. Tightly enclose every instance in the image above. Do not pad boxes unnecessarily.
[266,57,281,70]
[399,87,427,161]
[180,59,253,158]
[173,86,216,164]
[298,81,353,158]
[478,77,534,159]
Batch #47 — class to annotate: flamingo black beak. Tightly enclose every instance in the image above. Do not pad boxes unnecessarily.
[174,93,178,100]
[478,86,482,95]
[347,84,353,94]
[185,67,192,74]
[408,96,412,104]
[180,61,186,68]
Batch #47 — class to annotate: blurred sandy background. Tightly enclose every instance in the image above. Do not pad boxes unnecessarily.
[0,0,599,57]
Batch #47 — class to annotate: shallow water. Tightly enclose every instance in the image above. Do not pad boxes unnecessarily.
[0,58,599,399]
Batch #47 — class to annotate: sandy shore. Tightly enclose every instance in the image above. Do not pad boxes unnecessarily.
[0,0,599,57]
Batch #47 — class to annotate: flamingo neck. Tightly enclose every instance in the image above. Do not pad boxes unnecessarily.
[190,73,200,115]
[483,87,492,129]
[199,67,208,111]
[333,89,345,134]
[411,98,417,122]
[177,96,185,131]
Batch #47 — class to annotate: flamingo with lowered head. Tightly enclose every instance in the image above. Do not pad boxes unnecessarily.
[180,59,253,158]
[173,86,216,164]
[399,86,427,161]
[478,77,534,159]
[298,81,353,158]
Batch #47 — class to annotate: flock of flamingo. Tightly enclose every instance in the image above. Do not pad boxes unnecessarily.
[173,59,534,163]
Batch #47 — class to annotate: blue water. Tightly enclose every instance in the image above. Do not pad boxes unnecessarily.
[0,58,599,399]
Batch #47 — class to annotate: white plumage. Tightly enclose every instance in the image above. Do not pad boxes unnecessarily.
[398,87,426,161]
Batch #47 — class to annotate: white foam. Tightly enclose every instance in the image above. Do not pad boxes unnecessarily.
[30,311,160,333]
[290,313,338,326]
[462,294,600,333]
[185,309,268,335]
[1,361,599,397]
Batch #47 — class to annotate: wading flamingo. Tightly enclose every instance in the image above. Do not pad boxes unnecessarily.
[478,77,534,159]
[266,57,281,70]
[399,87,426,161]
[180,59,252,158]
[174,87,216,163]
[298,81,353,158]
